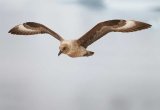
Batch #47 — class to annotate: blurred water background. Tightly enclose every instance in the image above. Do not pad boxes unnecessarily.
[0,0,160,110]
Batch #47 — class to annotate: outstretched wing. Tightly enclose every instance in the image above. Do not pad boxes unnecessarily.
[77,20,151,48]
[9,22,64,41]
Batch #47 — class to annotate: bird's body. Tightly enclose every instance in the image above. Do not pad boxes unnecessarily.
[59,40,93,57]
[9,19,151,58]
[60,40,85,57]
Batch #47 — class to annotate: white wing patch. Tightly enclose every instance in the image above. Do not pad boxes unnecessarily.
[18,24,36,32]
[117,20,135,30]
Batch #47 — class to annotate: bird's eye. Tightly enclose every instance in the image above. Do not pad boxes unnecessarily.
[62,47,66,51]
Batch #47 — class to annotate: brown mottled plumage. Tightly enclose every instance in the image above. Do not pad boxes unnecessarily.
[9,22,64,41]
[77,20,151,48]
[9,19,151,58]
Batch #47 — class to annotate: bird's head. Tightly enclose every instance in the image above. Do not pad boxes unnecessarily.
[58,43,70,56]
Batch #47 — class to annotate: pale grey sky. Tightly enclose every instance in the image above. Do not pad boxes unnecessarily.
[0,0,160,110]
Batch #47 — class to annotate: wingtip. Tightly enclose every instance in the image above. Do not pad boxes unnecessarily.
[8,26,23,35]
[134,21,152,31]
[148,24,152,28]
[145,22,152,28]
[8,29,13,34]
[140,22,152,28]
[145,23,152,30]
[8,27,16,34]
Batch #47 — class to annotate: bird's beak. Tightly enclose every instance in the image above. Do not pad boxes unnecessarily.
[58,50,62,56]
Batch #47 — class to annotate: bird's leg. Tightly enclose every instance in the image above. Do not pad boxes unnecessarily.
[83,51,94,57]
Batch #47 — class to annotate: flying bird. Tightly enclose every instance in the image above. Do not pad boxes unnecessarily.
[9,19,151,58]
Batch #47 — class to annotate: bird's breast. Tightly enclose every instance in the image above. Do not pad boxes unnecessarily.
[67,46,87,57]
